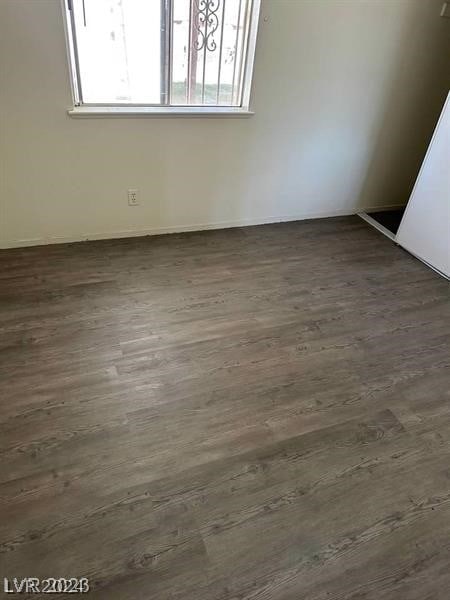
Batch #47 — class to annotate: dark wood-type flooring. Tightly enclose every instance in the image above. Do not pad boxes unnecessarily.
[1,216,449,599]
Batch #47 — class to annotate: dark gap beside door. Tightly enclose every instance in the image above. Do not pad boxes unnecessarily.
[367,208,406,235]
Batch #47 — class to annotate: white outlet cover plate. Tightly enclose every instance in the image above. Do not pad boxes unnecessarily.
[127,189,139,206]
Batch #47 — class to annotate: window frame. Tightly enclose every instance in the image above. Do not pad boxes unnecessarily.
[62,0,261,117]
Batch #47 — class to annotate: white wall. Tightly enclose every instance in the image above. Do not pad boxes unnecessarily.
[0,0,449,248]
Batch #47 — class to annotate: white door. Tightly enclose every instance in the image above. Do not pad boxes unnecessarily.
[396,92,450,278]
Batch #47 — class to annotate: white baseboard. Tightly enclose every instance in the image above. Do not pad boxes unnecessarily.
[0,204,406,250]
[362,204,406,213]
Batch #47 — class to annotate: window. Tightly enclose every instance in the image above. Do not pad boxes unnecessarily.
[64,0,260,115]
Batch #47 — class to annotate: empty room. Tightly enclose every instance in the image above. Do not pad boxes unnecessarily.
[1,0,449,598]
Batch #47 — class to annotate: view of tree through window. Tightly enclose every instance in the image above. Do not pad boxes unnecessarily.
[67,0,255,107]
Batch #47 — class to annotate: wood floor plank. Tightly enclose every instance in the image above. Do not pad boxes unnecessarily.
[0,216,449,599]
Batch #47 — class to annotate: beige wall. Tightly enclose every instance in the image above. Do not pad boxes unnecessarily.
[0,0,449,248]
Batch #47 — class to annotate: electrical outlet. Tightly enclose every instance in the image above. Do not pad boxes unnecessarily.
[127,189,139,206]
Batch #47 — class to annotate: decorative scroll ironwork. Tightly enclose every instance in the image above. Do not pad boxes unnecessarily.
[194,0,221,52]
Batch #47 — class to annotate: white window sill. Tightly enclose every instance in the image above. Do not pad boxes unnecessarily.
[68,105,254,118]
